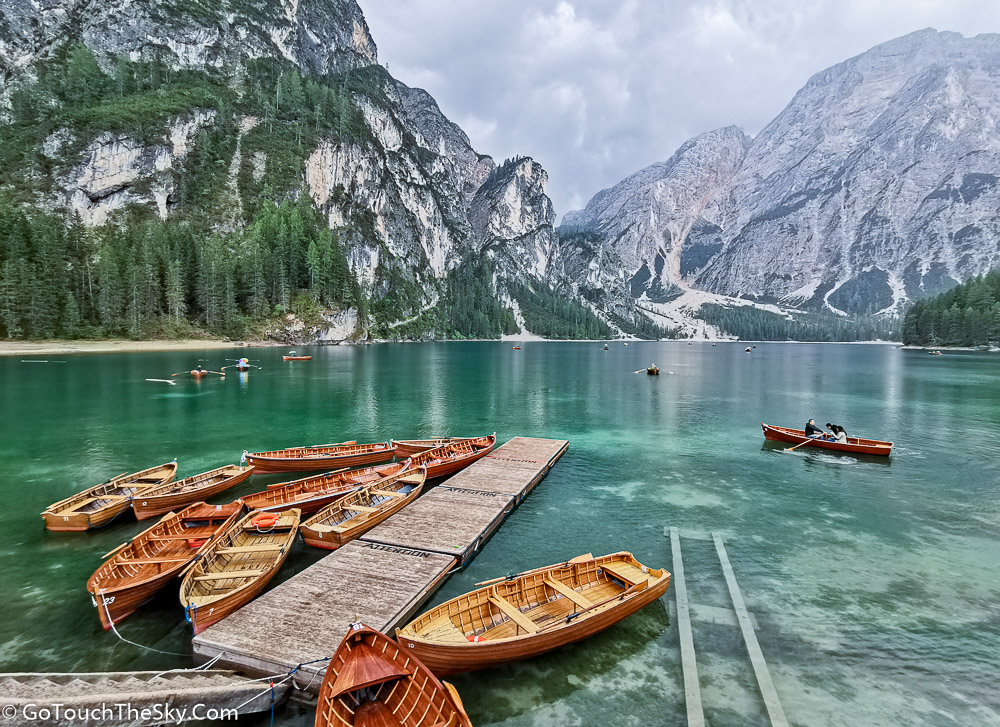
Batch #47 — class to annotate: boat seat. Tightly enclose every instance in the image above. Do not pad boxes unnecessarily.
[488,595,539,634]
[193,570,265,581]
[369,489,405,498]
[600,563,649,589]
[217,545,285,553]
[120,557,190,564]
[543,577,592,608]
[346,505,378,513]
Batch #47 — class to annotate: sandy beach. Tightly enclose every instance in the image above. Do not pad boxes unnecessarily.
[0,339,240,357]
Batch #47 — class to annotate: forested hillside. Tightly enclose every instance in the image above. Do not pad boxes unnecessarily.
[902,270,1000,346]
[699,305,900,342]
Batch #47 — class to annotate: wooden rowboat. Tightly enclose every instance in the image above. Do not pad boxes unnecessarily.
[87,502,244,629]
[42,462,178,531]
[406,435,496,479]
[647,366,660,375]
[242,462,409,514]
[179,508,301,635]
[761,423,893,456]
[394,437,475,458]
[301,466,427,551]
[315,623,473,727]
[132,464,255,520]
[283,355,312,361]
[396,552,670,675]
[242,441,395,474]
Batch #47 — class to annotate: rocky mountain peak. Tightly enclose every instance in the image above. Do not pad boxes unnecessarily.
[0,0,378,84]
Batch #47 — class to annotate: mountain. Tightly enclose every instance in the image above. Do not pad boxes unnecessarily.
[0,0,601,342]
[563,29,1000,334]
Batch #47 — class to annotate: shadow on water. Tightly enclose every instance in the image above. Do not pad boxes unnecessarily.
[759,441,892,467]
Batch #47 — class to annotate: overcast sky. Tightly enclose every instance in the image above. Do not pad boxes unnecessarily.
[361,1,997,218]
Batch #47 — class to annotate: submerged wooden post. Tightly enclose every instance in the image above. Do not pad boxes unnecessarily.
[712,533,790,727]
[669,526,705,727]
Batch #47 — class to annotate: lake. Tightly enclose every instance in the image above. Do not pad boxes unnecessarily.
[1,342,997,726]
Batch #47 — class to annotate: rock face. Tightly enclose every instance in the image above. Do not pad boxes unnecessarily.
[566,29,1000,317]
[0,0,377,85]
[0,0,562,339]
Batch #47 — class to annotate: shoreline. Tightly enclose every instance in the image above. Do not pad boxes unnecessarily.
[0,339,241,357]
[0,338,912,357]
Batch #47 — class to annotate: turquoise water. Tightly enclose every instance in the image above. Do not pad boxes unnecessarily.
[0,343,997,726]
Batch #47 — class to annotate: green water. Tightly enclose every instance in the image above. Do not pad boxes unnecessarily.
[1,343,998,726]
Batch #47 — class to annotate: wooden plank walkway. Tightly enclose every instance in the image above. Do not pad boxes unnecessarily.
[192,541,456,687]
[192,437,568,691]
[359,487,514,566]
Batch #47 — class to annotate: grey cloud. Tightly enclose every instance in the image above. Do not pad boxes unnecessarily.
[361,0,997,218]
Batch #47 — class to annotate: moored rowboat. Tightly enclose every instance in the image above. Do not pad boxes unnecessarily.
[282,355,312,361]
[315,623,473,727]
[394,437,475,458]
[761,423,893,456]
[179,508,301,635]
[87,502,243,629]
[406,435,496,479]
[301,466,427,551]
[242,441,395,474]
[132,464,254,520]
[241,461,409,514]
[396,551,670,675]
[42,462,178,531]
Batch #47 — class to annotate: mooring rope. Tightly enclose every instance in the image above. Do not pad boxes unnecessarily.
[100,594,189,657]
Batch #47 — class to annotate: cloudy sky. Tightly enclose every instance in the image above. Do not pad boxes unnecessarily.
[362,1,996,218]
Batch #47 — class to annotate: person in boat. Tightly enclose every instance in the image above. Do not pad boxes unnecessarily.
[833,426,848,443]
[195,365,204,373]
[805,419,826,439]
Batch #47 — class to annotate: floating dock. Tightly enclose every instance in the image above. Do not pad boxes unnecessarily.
[192,437,568,691]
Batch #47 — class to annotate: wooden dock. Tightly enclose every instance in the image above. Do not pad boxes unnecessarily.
[192,437,568,691]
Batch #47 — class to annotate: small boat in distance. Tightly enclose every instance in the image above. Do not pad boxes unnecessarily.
[512,345,521,350]
[603,344,609,350]
[394,437,475,458]
[761,423,893,456]
[647,365,660,376]
[396,552,671,675]
[301,466,426,550]
[242,441,395,474]
[87,502,243,629]
[315,623,473,727]
[928,350,943,355]
[132,464,254,520]
[407,435,496,479]
[42,461,178,531]
[179,508,301,635]
[283,351,312,361]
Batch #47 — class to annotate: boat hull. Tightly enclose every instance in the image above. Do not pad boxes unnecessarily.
[132,466,254,520]
[42,463,178,531]
[88,503,243,629]
[761,423,893,456]
[409,435,495,479]
[394,438,473,458]
[397,552,670,675]
[244,445,395,474]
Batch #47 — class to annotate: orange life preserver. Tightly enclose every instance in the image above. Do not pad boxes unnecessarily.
[187,538,209,549]
[251,512,280,529]
[466,634,482,643]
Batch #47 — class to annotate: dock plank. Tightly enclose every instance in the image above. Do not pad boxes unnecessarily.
[670,526,706,727]
[192,541,455,688]
[191,436,567,690]
[360,487,515,566]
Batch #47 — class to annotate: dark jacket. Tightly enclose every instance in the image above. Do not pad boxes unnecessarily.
[805,421,824,437]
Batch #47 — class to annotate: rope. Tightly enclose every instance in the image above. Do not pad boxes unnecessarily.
[149,652,226,680]
[99,594,188,657]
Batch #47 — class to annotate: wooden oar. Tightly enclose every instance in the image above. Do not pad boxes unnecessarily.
[785,437,822,452]
[101,540,132,559]
[537,581,644,633]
